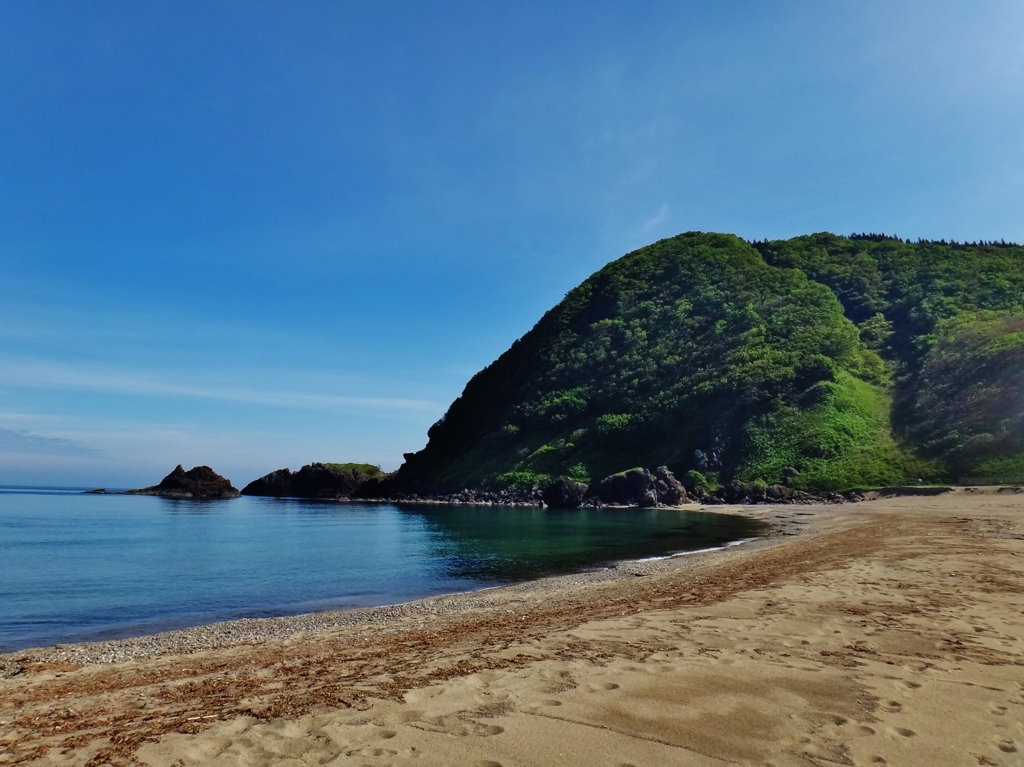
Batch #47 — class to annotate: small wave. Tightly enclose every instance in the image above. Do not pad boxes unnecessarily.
[634,537,758,562]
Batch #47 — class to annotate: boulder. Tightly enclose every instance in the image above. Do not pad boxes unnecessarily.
[542,477,588,509]
[596,468,659,507]
[718,479,763,504]
[718,478,747,504]
[653,466,689,505]
[127,465,240,499]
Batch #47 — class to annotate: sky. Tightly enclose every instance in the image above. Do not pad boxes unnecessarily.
[1,0,1023,487]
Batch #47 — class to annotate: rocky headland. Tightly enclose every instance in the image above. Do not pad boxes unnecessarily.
[389,233,1024,497]
[241,462,385,499]
[125,465,240,499]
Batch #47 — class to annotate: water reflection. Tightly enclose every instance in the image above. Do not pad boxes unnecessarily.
[399,504,763,581]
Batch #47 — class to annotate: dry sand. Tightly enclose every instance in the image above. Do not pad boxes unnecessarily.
[1,488,1022,766]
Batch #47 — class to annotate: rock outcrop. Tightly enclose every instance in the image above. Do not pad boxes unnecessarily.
[592,466,692,507]
[653,466,690,505]
[241,463,384,499]
[595,468,659,507]
[541,477,589,509]
[126,465,240,499]
[240,468,293,497]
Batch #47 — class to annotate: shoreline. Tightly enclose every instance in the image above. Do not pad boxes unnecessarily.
[0,500,821,673]
[4,487,1023,766]
[0,486,999,668]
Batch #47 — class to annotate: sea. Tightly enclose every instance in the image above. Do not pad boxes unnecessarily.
[0,486,764,653]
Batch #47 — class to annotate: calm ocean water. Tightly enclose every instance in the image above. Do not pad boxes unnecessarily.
[0,487,763,652]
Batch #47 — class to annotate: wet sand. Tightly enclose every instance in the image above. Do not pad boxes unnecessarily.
[2,488,1022,766]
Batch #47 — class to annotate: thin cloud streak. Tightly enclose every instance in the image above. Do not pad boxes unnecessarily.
[640,203,669,233]
[0,360,441,413]
[0,428,100,457]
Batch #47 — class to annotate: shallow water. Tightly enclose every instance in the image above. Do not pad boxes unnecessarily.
[0,488,763,651]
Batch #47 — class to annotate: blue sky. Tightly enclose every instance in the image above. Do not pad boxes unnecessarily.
[1,0,1022,487]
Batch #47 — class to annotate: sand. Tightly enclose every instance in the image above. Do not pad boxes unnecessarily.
[1,488,1022,766]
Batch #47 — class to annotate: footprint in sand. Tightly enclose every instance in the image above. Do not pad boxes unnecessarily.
[889,726,915,738]
[378,729,397,739]
[995,738,1018,753]
[475,761,503,767]
[588,682,620,692]
[432,721,501,737]
[896,680,922,690]
[441,722,504,737]
[345,747,399,757]
[990,704,1008,716]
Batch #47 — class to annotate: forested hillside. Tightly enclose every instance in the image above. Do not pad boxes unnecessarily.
[393,232,1024,493]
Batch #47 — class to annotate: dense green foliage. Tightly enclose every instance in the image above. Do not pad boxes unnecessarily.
[903,312,1024,478]
[395,232,1024,492]
[323,463,386,479]
[755,234,1024,481]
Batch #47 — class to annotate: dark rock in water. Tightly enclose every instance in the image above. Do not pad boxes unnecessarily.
[653,466,690,505]
[596,468,659,507]
[242,462,383,499]
[241,468,293,497]
[126,465,240,499]
[292,463,360,498]
[541,477,588,508]
[83,488,108,494]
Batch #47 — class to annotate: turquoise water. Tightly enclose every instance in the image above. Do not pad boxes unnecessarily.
[0,488,763,652]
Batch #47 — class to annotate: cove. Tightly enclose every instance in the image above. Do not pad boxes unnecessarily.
[0,489,765,652]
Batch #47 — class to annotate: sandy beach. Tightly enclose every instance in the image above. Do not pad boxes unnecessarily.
[2,488,1022,766]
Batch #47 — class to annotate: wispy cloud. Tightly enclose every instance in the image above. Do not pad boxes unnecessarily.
[0,427,99,457]
[640,203,670,233]
[0,359,441,413]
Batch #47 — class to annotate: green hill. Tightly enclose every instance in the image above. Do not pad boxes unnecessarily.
[394,232,1024,493]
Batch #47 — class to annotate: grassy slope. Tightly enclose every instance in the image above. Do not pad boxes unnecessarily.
[323,463,386,479]
[739,372,934,491]
[757,235,1024,482]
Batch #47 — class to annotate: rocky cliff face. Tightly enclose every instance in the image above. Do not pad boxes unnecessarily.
[126,465,240,499]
